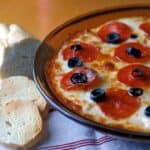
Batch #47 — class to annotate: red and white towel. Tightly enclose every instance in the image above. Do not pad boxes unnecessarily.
[36,111,149,150]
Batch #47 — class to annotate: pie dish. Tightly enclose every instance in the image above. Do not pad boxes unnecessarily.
[33,5,150,142]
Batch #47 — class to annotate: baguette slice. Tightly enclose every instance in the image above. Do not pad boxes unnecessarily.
[0,23,31,46]
[0,100,42,149]
[0,76,47,115]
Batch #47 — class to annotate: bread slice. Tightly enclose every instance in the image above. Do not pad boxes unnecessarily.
[0,100,42,149]
[0,76,47,116]
[0,23,31,45]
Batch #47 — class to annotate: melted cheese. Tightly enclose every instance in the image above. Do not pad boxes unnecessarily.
[52,17,150,131]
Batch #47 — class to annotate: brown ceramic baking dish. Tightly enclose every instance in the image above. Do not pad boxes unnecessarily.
[33,5,150,142]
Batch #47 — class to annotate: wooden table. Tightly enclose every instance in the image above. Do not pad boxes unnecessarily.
[0,0,150,40]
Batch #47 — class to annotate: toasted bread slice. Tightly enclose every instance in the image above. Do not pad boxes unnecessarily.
[0,76,47,115]
[0,100,42,149]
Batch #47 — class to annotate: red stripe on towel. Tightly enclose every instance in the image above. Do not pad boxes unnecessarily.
[39,136,116,150]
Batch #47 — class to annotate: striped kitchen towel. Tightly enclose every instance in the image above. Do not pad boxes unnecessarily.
[36,111,150,150]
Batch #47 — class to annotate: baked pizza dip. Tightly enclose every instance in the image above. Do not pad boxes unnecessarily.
[45,17,150,132]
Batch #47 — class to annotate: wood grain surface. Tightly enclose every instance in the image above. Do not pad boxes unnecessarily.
[0,0,150,39]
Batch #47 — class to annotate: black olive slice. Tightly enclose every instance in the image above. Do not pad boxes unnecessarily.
[132,68,144,77]
[68,57,83,68]
[90,88,105,102]
[144,106,150,117]
[128,88,143,96]
[71,73,87,84]
[106,32,120,44]
[127,47,141,58]
[130,34,138,39]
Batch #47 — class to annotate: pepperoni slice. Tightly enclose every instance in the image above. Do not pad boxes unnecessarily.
[115,42,150,63]
[62,43,99,62]
[61,67,100,90]
[117,64,150,88]
[98,22,132,43]
[140,22,150,35]
[99,88,140,120]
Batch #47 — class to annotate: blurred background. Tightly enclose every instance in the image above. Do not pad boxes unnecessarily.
[0,0,150,40]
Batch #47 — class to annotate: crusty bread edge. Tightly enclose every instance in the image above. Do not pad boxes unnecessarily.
[0,102,44,149]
